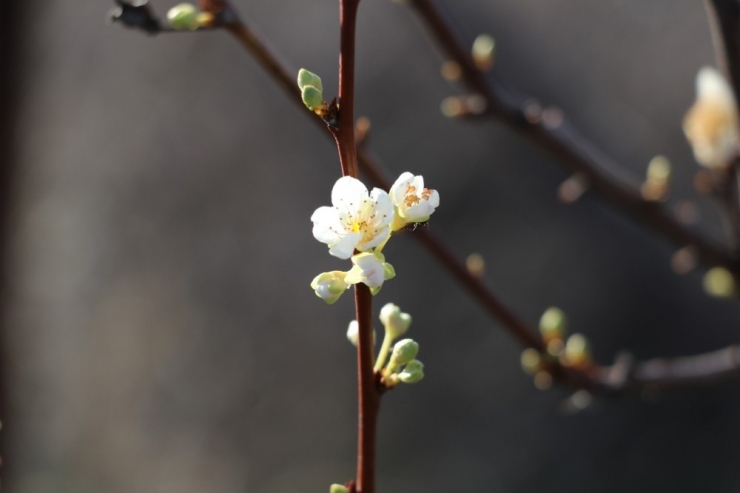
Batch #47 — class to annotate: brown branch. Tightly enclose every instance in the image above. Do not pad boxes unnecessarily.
[113,0,740,399]
[406,0,739,274]
[705,0,740,104]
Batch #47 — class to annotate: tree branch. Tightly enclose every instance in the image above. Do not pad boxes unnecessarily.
[112,0,740,399]
[406,0,739,274]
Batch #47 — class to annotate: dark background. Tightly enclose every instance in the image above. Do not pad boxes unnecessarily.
[4,1,740,492]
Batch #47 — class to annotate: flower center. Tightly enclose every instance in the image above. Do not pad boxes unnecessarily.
[403,185,435,208]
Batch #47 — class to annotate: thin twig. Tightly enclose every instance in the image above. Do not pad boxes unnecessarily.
[406,0,738,274]
[705,0,740,104]
[112,0,740,397]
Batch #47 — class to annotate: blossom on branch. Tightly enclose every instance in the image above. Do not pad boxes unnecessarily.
[311,176,394,259]
[683,67,740,169]
[389,172,440,230]
[345,252,396,292]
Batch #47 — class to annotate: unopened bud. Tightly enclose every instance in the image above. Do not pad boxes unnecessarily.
[330,485,349,493]
[520,348,542,375]
[398,360,424,383]
[379,303,411,339]
[389,339,419,368]
[346,320,376,347]
[302,85,324,111]
[167,3,200,30]
[311,271,349,304]
[563,333,591,368]
[703,267,736,298]
[642,155,671,201]
[472,34,496,71]
[539,307,567,342]
[297,68,324,93]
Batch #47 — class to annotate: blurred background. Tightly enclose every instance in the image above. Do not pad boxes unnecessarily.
[3,0,740,491]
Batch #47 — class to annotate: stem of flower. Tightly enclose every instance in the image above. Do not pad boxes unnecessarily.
[373,333,394,373]
[332,0,361,179]
[354,282,377,493]
[332,1,378,492]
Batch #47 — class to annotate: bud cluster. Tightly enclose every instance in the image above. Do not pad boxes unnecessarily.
[520,306,593,389]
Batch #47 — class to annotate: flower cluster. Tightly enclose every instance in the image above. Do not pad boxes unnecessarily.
[310,173,439,302]
[347,303,424,386]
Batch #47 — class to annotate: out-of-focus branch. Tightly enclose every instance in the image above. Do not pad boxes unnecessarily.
[406,0,739,274]
[0,0,24,479]
[705,0,740,104]
[111,0,740,395]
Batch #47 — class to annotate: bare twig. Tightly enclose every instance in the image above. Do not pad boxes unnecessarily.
[705,0,740,104]
[406,0,738,274]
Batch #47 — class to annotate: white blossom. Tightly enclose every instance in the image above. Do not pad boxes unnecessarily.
[389,172,440,228]
[345,252,395,290]
[683,67,739,169]
[311,176,394,259]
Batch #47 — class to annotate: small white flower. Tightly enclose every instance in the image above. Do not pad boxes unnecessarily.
[683,67,740,169]
[311,176,394,259]
[345,252,396,290]
[310,271,349,304]
[390,172,440,229]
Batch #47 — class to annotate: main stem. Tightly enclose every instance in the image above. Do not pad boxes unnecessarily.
[354,283,377,493]
[334,0,360,178]
[333,1,376,492]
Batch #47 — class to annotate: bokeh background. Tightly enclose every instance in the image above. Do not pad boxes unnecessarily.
[4,0,740,491]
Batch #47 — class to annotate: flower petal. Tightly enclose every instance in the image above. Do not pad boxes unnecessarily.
[311,206,343,244]
[328,232,362,259]
[332,176,368,212]
[390,172,414,206]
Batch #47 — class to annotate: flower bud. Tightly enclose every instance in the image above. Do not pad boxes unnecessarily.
[297,68,324,93]
[310,271,349,304]
[330,485,349,493]
[520,348,542,375]
[389,339,419,368]
[563,333,591,368]
[398,360,424,383]
[346,252,394,290]
[472,34,496,71]
[379,303,411,339]
[703,267,736,298]
[302,85,324,111]
[642,155,671,201]
[346,320,376,347]
[167,3,200,31]
[539,307,567,342]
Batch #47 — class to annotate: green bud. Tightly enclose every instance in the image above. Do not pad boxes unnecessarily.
[703,267,736,298]
[330,485,349,493]
[539,306,567,342]
[302,86,324,111]
[297,68,324,93]
[564,333,590,368]
[384,262,396,280]
[647,155,671,182]
[310,271,349,304]
[379,303,412,339]
[520,348,541,375]
[389,339,419,368]
[472,34,496,71]
[398,359,424,383]
[167,3,200,31]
